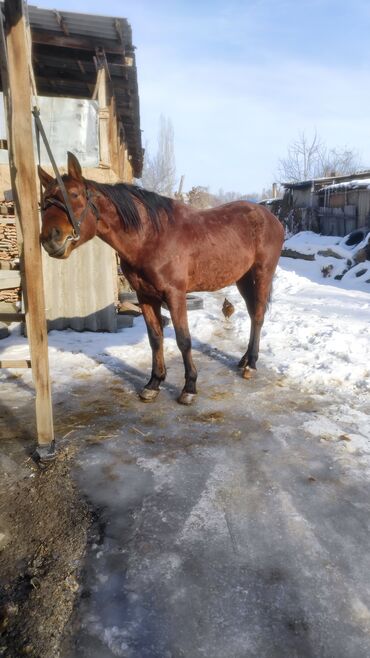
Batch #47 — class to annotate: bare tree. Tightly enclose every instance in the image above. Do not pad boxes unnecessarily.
[186,186,216,209]
[214,188,260,204]
[317,146,363,178]
[277,131,323,182]
[277,132,363,182]
[141,115,176,196]
[186,186,261,208]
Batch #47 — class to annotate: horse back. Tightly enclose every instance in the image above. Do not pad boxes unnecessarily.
[168,200,284,291]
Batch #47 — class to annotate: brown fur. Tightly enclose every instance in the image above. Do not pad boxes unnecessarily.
[39,153,284,404]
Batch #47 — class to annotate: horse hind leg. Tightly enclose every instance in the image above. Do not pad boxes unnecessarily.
[236,267,272,376]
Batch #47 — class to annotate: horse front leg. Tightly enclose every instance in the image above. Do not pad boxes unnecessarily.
[166,290,197,405]
[138,298,166,402]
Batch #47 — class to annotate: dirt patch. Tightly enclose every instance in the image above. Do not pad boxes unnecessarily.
[0,448,91,658]
[196,410,225,423]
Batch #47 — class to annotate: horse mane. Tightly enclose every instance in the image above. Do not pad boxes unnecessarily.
[86,180,174,232]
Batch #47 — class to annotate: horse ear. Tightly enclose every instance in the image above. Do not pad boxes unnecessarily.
[67,151,83,180]
[38,166,54,189]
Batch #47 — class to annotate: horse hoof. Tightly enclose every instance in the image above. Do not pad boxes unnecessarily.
[177,391,196,405]
[139,388,159,402]
[242,366,256,380]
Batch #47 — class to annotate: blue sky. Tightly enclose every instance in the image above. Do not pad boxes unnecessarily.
[32,0,370,194]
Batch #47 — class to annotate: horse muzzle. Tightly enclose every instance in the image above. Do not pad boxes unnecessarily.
[41,230,78,258]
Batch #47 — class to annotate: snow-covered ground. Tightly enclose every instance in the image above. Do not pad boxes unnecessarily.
[1,232,369,460]
[1,232,369,407]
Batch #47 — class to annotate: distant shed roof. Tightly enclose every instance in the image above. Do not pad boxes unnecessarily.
[318,178,370,193]
[0,3,143,177]
[282,170,370,191]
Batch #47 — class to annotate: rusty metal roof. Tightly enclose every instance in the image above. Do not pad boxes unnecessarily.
[1,3,143,177]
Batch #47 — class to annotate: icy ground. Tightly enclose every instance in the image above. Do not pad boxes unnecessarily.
[1,233,370,657]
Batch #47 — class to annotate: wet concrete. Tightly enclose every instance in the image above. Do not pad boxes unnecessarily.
[48,335,370,658]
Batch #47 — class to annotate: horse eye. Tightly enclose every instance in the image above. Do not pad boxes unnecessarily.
[70,192,78,199]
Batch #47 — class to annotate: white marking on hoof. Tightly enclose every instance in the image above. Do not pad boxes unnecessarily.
[139,388,160,402]
[177,392,196,405]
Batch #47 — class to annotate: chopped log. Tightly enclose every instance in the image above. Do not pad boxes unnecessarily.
[317,249,346,259]
[117,300,142,316]
[281,248,315,261]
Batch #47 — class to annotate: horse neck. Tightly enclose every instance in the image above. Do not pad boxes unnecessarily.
[94,191,150,264]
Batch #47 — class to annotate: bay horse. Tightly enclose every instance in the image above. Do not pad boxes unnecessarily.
[39,153,284,405]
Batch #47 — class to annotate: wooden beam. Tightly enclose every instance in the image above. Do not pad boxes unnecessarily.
[2,0,54,448]
[96,67,110,168]
[31,30,124,54]
[53,10,69,36]
[109,94,120,177]
[0,359,31,369]
[0,312,25,322]
[0,270,21,289]
[77,59,86,74]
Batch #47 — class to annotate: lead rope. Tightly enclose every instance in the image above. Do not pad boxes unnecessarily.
[32,108,81,239]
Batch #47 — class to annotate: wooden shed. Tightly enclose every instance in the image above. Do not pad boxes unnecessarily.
[0,3,143,331]
[282,171,370,236]
[317,179,370,236]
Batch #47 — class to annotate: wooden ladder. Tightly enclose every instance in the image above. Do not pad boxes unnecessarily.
[0,1,55,461]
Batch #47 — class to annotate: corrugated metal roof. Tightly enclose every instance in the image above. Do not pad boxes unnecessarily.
[28,6,132,43]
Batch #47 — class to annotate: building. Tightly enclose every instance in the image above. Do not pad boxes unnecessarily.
[0,4,143,331]
[282,171,370,236]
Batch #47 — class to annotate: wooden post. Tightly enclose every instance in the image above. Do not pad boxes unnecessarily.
[97,67,111,168]
[2,0,54,455]
[109,94,120,177]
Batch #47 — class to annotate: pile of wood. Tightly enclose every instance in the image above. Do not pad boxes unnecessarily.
[0,219,18,260]
[0,216,21,304]
[0,288,19,304]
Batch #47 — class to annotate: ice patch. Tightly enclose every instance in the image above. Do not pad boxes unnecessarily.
[177,461,234,543]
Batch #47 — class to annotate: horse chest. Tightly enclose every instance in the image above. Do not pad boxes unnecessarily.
[121,265,163,299]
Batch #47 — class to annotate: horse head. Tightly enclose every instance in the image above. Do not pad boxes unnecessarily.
[39,152,99,259]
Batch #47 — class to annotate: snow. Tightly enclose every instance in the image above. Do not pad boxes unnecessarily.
[1,232,369,406]
[283,230,370,292]
[320,178,370,191]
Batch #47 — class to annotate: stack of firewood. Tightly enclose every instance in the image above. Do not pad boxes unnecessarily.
[0,217,21,304]
[0,286,20,304]
[0,220,18,261]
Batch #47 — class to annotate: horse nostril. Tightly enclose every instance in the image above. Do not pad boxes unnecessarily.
[51,227,62,241]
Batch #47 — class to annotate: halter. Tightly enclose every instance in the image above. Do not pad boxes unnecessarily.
[42,187,100,240]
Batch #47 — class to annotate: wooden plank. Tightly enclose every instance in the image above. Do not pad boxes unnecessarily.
[0,270,21,289]
[0,359,31,369]
[109,94,120,177]
[0,217,16,224]
[2,1,54,448]
[0,312,25,322]
[97,67,110,168]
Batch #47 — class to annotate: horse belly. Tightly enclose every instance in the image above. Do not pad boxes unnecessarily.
[187,250,253,292]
